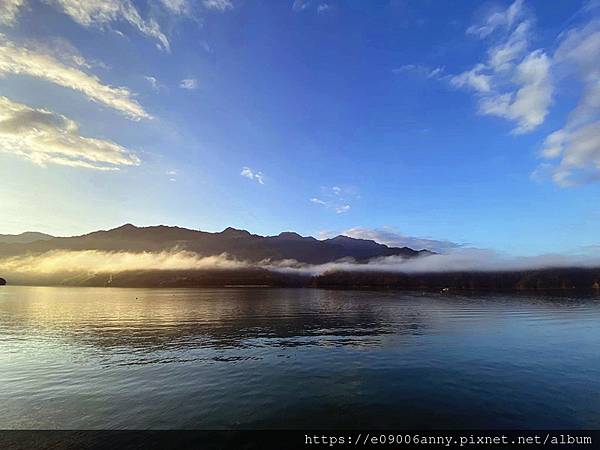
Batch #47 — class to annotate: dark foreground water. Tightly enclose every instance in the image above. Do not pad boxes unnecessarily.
[1,286,599,429]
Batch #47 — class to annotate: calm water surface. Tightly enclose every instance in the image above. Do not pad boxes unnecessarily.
[1,286,599,429]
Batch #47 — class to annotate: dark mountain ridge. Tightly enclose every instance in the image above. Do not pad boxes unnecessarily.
[2,225,600,292]
[0,224,428,263]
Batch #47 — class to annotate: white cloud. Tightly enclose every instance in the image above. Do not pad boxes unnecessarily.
[450,0,552,134]
[478,50,553,134]
[292,0,329,14]
[393,64,446,80]
[0,96,140,170]
[450,63,491,93]
[240,166,264,184]
[339,227,462,253]
[159,0,191,15]
[292,0,310,12]
[0,36,150,120]
[0,0,25,26]
[536,16,600,186]
[144,75,159,91]
[310,186,356,214]
[466,0,525,38]
[317,3,329,14]
[166,169,177,181]
[45,0,170,51]
[203,0,233,12]
[488,20,531,72]
[179,78,198,90]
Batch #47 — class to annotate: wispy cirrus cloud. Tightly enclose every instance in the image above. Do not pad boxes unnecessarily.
[0,96,140,171]
[2,0,199,50]
[292,0,329,14]
[292,0,310,12]
[310,185,355,214]
[46,0,170,51]
[393,64,446,80]
[144,75,160,91]
[241,166,264,184]
[159,0,192,16]
[203,0,233,12]
[466,0,524,39]
[0,36,150,120]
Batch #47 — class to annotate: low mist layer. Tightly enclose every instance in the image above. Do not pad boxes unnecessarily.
[2,248,600,284]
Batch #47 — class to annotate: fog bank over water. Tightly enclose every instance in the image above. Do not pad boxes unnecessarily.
[1,248,600,282]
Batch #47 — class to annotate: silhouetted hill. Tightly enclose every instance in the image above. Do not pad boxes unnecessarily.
[314,268,600,291]
[0,232,54,244]
[0,224,426,263]
[10,268,600,292]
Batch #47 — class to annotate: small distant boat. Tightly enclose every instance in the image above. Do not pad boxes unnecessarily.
[440,287,450,293]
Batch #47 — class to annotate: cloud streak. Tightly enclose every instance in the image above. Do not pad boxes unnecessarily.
[0,0,171,51]
[2,247,600,283]
[0,36,150,120]
[203,0,233,12]
[339,227,462,253]
[46,0,170,51]
[310,185,355,214]
[0,96,140,170]
[0,250,246,275]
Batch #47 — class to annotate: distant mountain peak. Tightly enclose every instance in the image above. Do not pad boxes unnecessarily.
[220,227,251,237]
[326,234,387,246]
[0,231,54,244]
[113,223,138,231]
[277,231,305,240]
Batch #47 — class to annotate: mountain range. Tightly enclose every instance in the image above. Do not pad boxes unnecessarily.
[2,225,599,291]
[0,224,429,263]
[0,232,54,245]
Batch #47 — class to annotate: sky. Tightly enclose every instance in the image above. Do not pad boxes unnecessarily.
[0,0,599,256]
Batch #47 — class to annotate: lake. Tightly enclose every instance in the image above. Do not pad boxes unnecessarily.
[1,286,599,429]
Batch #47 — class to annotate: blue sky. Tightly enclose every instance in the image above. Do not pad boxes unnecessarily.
[0,0,599,255]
